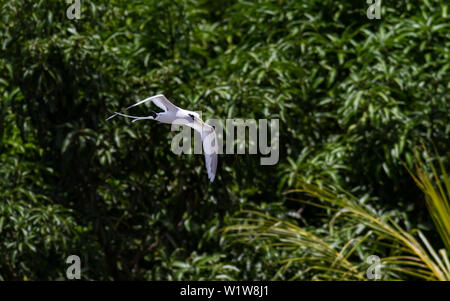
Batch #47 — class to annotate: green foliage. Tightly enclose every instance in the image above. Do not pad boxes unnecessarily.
[0,0,449,280]
[408,147,450,252]
[224,151,450,280]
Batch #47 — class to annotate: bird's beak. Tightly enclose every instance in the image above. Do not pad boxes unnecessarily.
[194,116,205,125]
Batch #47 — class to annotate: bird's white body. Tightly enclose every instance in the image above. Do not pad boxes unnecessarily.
[107,94,218,182]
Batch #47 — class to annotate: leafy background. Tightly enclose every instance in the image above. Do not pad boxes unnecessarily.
[0,0,449,280]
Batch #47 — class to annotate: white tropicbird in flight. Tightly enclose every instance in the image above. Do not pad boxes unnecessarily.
[106,94,218,182]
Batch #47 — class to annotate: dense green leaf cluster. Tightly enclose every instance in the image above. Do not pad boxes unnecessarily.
[0,0,448,280]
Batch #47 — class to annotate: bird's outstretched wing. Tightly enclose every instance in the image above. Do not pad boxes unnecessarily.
[106,94,178,120]
[200,123,218,182]
[185,119,218,182]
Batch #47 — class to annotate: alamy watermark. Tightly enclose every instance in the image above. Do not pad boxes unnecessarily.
[367,0,381,19]
[366,255,382,280]
[66,255,81,279]
[66,0,81,20]
[170,117,280,165]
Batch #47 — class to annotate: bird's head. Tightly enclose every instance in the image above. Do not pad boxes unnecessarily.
[188,112,201,122]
